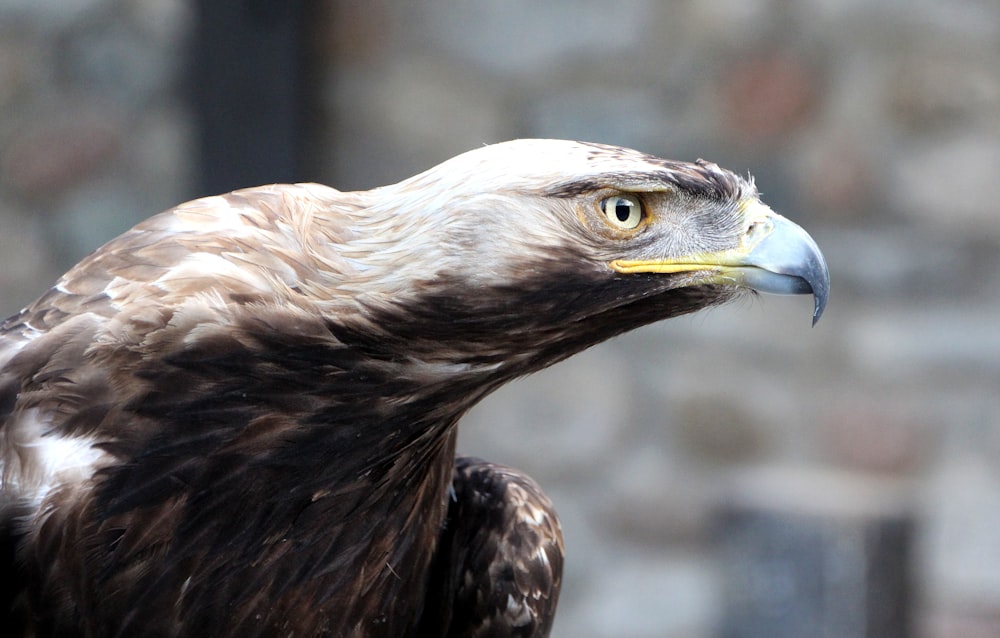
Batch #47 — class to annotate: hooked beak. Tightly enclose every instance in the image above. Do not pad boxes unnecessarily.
[610,204,830,325]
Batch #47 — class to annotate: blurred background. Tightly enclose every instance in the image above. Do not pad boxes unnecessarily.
[1,1,998,636]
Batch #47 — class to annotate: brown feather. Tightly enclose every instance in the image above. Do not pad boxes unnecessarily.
[0,139,805,637]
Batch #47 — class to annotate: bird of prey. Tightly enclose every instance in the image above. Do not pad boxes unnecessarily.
[0,139,828,637]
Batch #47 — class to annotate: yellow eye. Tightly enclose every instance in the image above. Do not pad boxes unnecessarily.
[600,195,643,230]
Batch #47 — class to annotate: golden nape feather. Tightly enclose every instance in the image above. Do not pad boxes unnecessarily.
[0,139,828,637]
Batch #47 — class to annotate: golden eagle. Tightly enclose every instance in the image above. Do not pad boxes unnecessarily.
[0,140,828,637]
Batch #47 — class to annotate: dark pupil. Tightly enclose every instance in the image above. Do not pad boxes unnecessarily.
[615,200,632,222]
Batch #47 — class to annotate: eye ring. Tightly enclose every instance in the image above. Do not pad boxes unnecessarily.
[599,194,644,230]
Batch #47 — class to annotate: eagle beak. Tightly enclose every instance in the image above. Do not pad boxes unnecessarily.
[610,205,830,325]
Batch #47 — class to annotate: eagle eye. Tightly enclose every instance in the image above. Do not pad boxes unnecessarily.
[599,195,643,230]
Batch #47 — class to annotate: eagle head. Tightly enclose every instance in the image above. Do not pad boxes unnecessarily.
[331,139,828,378]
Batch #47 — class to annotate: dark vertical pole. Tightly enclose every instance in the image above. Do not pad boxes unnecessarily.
[714,468,915,638]
[190,0,320,196]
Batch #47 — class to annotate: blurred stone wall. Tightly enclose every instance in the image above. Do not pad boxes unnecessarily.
[0,0,192,305]
[2,1,1000,636]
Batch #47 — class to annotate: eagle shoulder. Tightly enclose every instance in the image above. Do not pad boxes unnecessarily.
[421,456,564,638]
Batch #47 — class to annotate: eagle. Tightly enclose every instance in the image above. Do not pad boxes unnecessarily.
[0,139,828,637]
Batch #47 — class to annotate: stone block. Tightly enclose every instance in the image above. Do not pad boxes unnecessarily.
[714,466,915,638]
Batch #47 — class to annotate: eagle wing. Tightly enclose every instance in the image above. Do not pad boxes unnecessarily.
[420,456,564,638]
[0,183,389,635]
